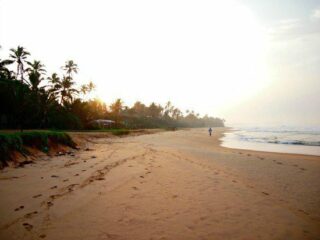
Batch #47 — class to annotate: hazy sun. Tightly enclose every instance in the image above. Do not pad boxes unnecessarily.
[93,1,270,113]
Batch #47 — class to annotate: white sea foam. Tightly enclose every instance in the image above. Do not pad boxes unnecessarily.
[221,126,320,156]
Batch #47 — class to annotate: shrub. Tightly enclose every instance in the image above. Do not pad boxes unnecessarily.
[0,131,76,167]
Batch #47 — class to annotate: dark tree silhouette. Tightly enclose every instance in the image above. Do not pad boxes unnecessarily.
[0,46,225,130]
[9,46,30,82]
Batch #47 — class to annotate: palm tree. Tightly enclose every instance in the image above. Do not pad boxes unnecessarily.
[87,81,95,92]
[26,60,46,74]
[26,60,46,92]
[62,60,78,79]
[9,46,30,82]
[47,73,61,99]
[48,73,78,105]
[59,76,79,105]
[80,81,95,98]
[80,84,88,95]
[48,73,60,84]
[164,101,174,118]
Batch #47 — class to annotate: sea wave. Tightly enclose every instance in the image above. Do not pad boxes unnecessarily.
[232,127,320,147]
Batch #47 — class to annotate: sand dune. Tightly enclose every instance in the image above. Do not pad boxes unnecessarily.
[0,128,319,240]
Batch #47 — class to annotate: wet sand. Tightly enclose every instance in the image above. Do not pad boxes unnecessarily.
[0,128,319,240]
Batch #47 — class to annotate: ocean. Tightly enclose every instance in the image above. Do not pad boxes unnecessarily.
[221,126,320,156]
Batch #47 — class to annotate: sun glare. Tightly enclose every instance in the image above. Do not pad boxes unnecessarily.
[92,1,270,114]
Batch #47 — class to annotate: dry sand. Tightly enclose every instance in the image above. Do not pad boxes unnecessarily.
[0,128,319,240]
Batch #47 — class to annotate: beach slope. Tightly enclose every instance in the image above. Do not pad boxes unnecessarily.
[0,128,319,239]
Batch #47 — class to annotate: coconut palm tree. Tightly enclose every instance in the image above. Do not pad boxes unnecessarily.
[9,46,30,82]
[62,60,78,79]
[80,81,95,98]
[26,60,46,74]
[80,84,88,95]
[47,73,61,99]
[26,60,46,92]
[87,81,95,92]
[59,76,79,105]
[48,73,60,84]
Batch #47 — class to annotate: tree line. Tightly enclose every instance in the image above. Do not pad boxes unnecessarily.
[0,46,225,130]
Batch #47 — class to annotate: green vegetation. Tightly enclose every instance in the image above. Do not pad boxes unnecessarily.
[0,131,76,167]
[108,129,130,136]
[0,45,225,131]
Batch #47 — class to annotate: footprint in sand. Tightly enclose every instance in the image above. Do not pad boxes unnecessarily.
[232,180,237,183]
[33,194,42,198]
[140,175,144,178]
[132,186,139,190]
[49,194,58,200]
[22,222,33,231]
[50,185,57,189]
[74,173,79,176]
[24,211,38,218]
[172,195,178,199]
[277,162,283,165]
[300,168,306,171]
[39,234,46,238]
[63,179,69,182]
[298,209,310,215]
[82,170,86,172]
[247,154,251,156]
[187,225,195,230]
[14,205,24,211]
[47,201,53,207]
[51,175,59,178]
[262,192,270,196]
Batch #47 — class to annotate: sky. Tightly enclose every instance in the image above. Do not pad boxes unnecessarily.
[0,0,319,126]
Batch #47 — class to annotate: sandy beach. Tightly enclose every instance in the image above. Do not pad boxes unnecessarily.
[0,128,319,240]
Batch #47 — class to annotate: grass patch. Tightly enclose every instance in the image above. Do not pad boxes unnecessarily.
[0,131,76,167]
[109,129,130,136]
[165,127,177,131]
[66,128,131,136]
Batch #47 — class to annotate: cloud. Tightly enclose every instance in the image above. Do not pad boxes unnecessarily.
[277,19,300,30]
[269,14,320,42]
[311,7,320,19]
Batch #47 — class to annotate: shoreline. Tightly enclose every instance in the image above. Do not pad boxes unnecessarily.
[219,127,320,157]
[0,128,319,239]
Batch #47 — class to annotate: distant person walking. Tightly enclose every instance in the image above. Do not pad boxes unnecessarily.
[208,127,212,136]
